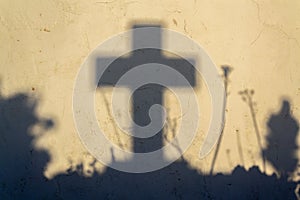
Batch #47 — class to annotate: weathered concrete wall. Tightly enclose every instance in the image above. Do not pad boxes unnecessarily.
[1,0,300,198]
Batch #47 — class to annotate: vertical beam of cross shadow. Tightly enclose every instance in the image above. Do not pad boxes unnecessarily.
[132,84,164,153]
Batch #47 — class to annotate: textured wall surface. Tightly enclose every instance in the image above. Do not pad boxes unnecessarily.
[1,0,300,199]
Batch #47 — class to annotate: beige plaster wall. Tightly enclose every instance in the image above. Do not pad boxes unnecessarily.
[0,0,300,180]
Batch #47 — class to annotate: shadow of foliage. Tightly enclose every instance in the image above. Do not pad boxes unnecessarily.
[263,100,299,177]
[0,90,299,199]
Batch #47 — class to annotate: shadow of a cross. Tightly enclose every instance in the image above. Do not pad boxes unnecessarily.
[96,24,196,160]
